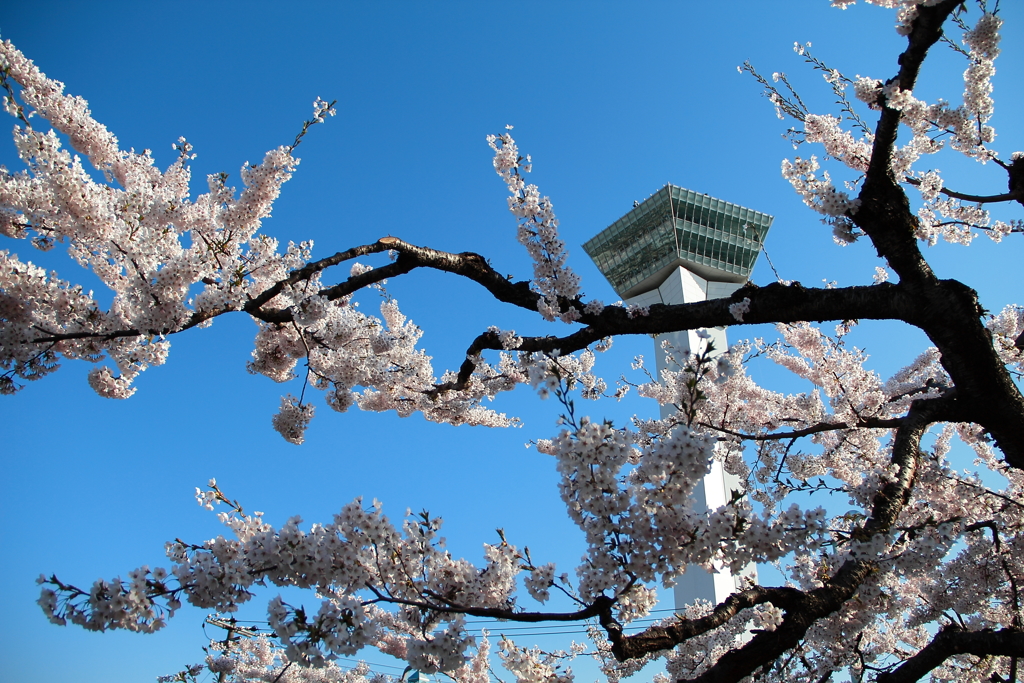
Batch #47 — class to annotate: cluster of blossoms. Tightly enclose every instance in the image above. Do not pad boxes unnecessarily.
[987,304,1024,372]
[311,97,336,125]
[802,114,872,172]
[41,487,523,678]
[487,325,524,350]
[37,565,178,633]
[0,39,293,389]
[486,129,592,323]
[916,196,991,245]
[625,303,649,319]
[170,632,387,683]
[520,348,609,401]
[962,13,1001,132]
[780,155,862,244]
[498,638,584,683]
[727,297,751,322]
[537,418,827,610]
[523,562,558,602]
[249,286,523,440]
[0,40,535,437]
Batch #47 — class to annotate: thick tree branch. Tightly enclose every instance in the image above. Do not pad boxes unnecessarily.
[874,625,1024,683]
[854,0,960,285]
[606,586,805,661]
[437,281,914,389]
[1004,156,1024,211]
[912,280,1024,470]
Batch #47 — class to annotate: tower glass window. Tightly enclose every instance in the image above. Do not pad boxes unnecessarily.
[582,185,774,299]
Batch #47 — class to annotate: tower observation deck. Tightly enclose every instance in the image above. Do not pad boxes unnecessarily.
[583,184,773,299]
[583,184,774,610]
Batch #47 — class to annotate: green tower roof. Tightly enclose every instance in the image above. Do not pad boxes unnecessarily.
[583,185,774,299]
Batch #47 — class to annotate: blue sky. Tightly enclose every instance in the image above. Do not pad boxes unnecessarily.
[2,2,1022,682]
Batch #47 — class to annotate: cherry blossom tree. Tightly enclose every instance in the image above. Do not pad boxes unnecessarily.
[3,0,1024,681]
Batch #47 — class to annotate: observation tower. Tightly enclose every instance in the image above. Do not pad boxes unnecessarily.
[583,184,774,609]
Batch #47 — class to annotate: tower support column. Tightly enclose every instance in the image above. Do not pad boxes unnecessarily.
[625,265,756,608]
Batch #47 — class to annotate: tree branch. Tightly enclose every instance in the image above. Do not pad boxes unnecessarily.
[23,232,1024,468]
[903,176,1022,205]
[699,417,903,442]
[606,586,805,661]
[874,625,1024,683]
[852,0,959,285]
[363,584,615,624]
